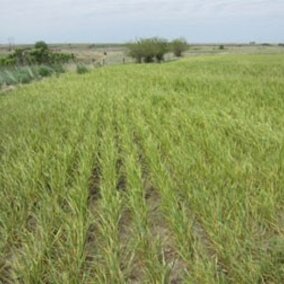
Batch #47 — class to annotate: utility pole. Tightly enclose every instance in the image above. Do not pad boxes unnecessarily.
[7,37,15,51]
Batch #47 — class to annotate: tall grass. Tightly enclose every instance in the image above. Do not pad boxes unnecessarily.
[0,65,65,88]
[0,54,283,283]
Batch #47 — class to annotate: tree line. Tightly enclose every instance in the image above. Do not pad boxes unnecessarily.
[128,38,188,63]
[0,38,189,68]
[0,41,74,66]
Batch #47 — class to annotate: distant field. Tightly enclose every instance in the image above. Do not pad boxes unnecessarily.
[1,43,284,66]
[0,54,284,283]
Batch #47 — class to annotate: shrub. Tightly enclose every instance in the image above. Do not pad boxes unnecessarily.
[0,65,63,88]
[171,38,188,57]
[0,41,75,67]
[76,64,89,74]
[51,53,75,64]
[219,45,225,50]
[13,49,27,65]
[10,68,34,84]
[0,57,16,66]
[51,64,65,74]
[38,65,54,77]
[26,67,35,79]
[4,71,18,85]
[0,74,4,87]
[16,70,33,84]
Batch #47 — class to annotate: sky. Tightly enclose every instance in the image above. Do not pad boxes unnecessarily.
[0,0,283,44]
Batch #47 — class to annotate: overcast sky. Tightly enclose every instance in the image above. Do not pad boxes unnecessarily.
[0,0,283,44]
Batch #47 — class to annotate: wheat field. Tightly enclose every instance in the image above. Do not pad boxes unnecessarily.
[0,54,283,283]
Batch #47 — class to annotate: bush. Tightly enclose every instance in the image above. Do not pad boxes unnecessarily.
[26,67,35,79]
[30,48,50,64]
[4,71,18,85]
[0,57,16,66]
[51,64,65,74]
[15,69,33,84]
[128,38,169,63]
[38,65,54,77]
[0,65,62,88]
[0,41,75,67]
[76,65,89,74]
[0,74,4,87]
[0,67,38,87]
[171,38,188,57]
[51,52,75,64]
[219,45,225,50]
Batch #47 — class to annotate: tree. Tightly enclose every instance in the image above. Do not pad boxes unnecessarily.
[34,41,48,51]
[128,38,169,63]
[30,41,50,64]
[128,41,143,63]
[152,38,168,62]
[171,38,188,57]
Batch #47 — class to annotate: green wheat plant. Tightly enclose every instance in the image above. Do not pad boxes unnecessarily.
[0,54,283,283]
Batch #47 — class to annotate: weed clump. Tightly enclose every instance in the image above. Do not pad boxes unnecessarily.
[76,65,89,74]
[0,64,65,87]
[38,65,54,77]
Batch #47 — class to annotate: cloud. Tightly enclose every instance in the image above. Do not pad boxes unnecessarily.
[2,0,283,17]
[0,0,283,43]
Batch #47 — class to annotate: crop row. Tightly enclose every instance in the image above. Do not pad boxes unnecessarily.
[0,54,283,283]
